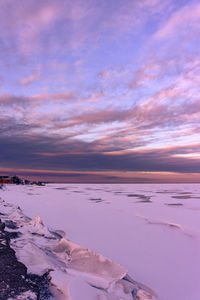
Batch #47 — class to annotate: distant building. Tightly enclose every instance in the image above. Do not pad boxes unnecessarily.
[0,175,24,184]
[0,175,44,186]
[11,176,23,185]
[0,176,12,184]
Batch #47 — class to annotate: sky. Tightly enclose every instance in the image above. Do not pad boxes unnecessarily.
[1,0,200,183]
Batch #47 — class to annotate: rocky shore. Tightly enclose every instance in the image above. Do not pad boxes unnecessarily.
[0,218,51,300]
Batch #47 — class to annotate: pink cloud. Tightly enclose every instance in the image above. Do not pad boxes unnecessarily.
[103,0,172,35]
[19,73,40,86]
[155,2,200,39]
[31,92,75,102]
[0,0,97,56]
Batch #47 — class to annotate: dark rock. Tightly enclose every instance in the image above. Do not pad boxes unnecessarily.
[5,220,19,230]
[0,219,5,232]
[7,231,22,239]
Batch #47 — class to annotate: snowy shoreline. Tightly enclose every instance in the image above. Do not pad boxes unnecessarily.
[0,187,157,300]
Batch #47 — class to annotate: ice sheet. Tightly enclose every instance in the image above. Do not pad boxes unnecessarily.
[1,183,200,300]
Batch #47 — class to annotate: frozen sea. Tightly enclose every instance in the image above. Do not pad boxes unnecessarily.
[1,183,200,300]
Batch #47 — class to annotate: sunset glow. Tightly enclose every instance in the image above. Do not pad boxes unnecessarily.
[1,0,200,182]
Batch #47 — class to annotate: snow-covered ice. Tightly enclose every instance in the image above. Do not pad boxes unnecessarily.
[1,183,200,300]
